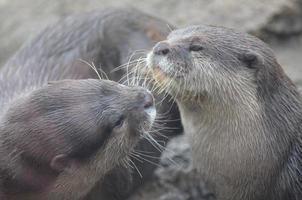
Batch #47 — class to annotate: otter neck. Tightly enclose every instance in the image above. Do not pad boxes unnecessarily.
[176,98,290,200]
[6,154,118,200]
[177,98,266,154]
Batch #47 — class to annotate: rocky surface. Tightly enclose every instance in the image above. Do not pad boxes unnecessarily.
[1,0,302,199]
[128,135,215,200]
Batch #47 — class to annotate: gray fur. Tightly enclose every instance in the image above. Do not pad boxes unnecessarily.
[0,8,182,199]
[0,79,155,200]
[147,25,302,200]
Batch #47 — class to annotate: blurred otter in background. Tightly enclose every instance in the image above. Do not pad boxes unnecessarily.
[0,8,182,199]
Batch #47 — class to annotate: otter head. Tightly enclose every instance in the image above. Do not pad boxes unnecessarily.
[0,79,155,199]
[146,25,288,107]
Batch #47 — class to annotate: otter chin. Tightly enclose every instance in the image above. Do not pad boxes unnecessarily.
[147,25,302,200]
[0,79,156,200]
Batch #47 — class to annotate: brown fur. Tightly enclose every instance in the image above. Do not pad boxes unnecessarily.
[147,25,302,200]
[0,8,181,200]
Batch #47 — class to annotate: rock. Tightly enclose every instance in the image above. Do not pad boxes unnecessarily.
[128,135,215,200]
[272,36,302,85]
[251,0,302,41]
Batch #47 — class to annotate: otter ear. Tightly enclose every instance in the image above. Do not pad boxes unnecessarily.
[238,51,258,69]
[50,154,79,173]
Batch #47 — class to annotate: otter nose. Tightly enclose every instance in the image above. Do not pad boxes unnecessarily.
[153,42,170,56]
[143,91,154,109]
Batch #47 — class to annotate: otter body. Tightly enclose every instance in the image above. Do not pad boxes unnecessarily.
[0,79,156,200]
[0,8,181,199]
[147,25,302,200]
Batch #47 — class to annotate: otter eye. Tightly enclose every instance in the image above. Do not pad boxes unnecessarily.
[114,115,125,129]
[189,45,203,52]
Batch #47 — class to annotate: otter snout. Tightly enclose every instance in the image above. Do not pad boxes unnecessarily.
[142,91,154,109]
[138,90,156,124]
[147,39,192,80]
[147,41,172,75]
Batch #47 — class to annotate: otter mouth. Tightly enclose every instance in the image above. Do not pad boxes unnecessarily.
[146,52,184,82]
[152,66,171,81]
[145,56,166,82]
[139,90,156,132]
[147,61,201,101]
[142,93,156,122]
[144,108,156,130]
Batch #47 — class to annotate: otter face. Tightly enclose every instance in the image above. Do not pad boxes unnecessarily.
[147,25,278,104]
[0,79,155,198]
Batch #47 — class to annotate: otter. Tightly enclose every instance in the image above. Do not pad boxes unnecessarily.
[146,25,302,200]
[0,8,182,199]
[0,79,156,200]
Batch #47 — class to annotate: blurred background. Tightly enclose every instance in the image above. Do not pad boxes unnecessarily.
[0,0,302,86]
[0,0,301,199]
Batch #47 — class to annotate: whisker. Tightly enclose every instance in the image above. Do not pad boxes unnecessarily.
[128,158,143,178]
[78,59,102,80]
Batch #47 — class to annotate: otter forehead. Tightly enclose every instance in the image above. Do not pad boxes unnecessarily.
[167,25,275,59]
[149,25,282,81]
[41,79,148,105]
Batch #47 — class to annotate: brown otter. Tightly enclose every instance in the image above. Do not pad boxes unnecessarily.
[146,25,302,200]
[0,8,182,199]
[0,79,156,200]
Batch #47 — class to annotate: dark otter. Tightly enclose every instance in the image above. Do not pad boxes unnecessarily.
[146,25,302,200]
[0,8,182,199]
[0,79,156,199]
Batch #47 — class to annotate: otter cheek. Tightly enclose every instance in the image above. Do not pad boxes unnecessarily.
[152,67,168,83]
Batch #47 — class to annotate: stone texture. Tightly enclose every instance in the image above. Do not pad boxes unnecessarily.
[128,135,215,200]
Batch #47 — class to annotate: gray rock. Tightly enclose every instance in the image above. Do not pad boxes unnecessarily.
[128,135,215,200]
[252,0,302,41]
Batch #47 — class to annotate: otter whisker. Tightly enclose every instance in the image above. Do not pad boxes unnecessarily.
[94,62,109,80]
[131,57,145,86]
[143,132,168,153]
[78,59,102,80]
[125,52,147,86]
[142,68,155,89]
[128,158,143,178]
[110,58,146,73]
[132,151,161,160]
[141,133,163,153]
[119,70,137,84]
[130,152,162,168]
[121,157,133,170]
[135,149,157,154]
[118,60,148,86]
[136,150,180,168]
